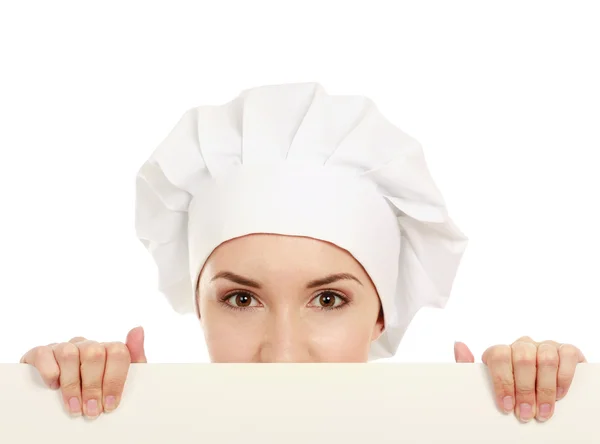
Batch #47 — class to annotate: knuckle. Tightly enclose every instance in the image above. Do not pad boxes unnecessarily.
[69,337,87,343]
[500,383,514,395]
[515,386,536,397]
[61,380,81,393]
[103,377,126,393]
[514,355,536,366]
[105,342,131,362]
[79,343,106,362]
[537,386,557,398]
[492,374,514,392]
[488,345,512,364]
[55,343,79,361]
[515,336,534,344]
[511,342,537,365]
[537,345,559,367]
[32,346,51,361]
[559,344,579,359]
[81,380,103,393]
[557,369,574,383]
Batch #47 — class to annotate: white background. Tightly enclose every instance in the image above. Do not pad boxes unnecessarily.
[0,1,598,364]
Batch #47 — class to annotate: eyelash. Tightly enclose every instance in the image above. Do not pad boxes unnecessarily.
[218,291,260,312]
[218,290,351,312]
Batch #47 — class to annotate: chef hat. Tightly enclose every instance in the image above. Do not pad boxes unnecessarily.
[135,82,468,360]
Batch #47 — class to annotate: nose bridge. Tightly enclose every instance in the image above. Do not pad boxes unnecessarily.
[260,306,309,363]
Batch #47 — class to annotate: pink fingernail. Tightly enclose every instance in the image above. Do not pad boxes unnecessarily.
[104,396,116,411]
[86,399,98,417]
[68,397,81,415]
[538,403,552,420]
[557,388,565,399]
[502,396,514,412]
[519,403,533,422]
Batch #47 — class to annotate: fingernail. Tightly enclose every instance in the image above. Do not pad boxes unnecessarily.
[557,388,565,399]
[68,397,81,416]
[538,403,552,421]
[519,403,533,422]
[86,399,98,417]
[104,396,116,412]
[502,396,514,412]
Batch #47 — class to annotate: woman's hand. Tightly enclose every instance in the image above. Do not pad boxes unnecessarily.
[19,326,147,418]
[454,337,585,423]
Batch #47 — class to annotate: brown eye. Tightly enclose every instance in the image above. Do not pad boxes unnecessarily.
[319,293,335,307]
[235,293,251,307]
[309,291,347,310]
[223,292,260,309]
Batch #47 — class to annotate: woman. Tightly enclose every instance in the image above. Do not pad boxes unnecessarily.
[20,82,585,423]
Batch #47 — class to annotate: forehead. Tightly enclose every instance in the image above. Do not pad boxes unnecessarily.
[204,234,366,274]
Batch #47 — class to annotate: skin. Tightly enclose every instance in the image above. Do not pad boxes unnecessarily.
[196,234,384,363]
[20,234,585,422]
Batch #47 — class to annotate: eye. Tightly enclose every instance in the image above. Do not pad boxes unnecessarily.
[308,291,348,310]
[222,292,261,309]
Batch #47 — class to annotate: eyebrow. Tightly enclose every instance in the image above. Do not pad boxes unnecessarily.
[211,271,262,288]
[305,273,363,288]
[210,271,363,289]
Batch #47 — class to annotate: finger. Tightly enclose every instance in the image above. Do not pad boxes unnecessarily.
[512,341,538,422]
[102,342,131,412]
[53,343,83,416]
[69,337,87,344]
[539,340,561,348]
[482,345,515,414]
[556,344,583,400]
[78,340,107,419]
[20,346,61,389]
[126,326,147,363]
[535,343,559,422]
[514,336,537,345]
[454,342,475,363]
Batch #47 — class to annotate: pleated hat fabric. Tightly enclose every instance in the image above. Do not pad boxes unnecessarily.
[135,82,468,360]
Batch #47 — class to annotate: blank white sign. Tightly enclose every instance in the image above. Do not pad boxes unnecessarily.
[0,363,595,443]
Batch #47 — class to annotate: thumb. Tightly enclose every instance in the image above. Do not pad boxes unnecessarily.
[454,341,475,363]
[126,326,147,363]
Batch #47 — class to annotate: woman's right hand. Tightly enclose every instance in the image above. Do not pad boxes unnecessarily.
[19,326,147,418]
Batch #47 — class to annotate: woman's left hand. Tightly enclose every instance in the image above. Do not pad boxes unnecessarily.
[454,337,586,423]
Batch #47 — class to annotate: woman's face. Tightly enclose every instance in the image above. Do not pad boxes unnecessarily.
[197,234,384,363]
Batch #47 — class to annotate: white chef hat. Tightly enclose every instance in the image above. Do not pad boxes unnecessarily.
[135,82,468,360]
